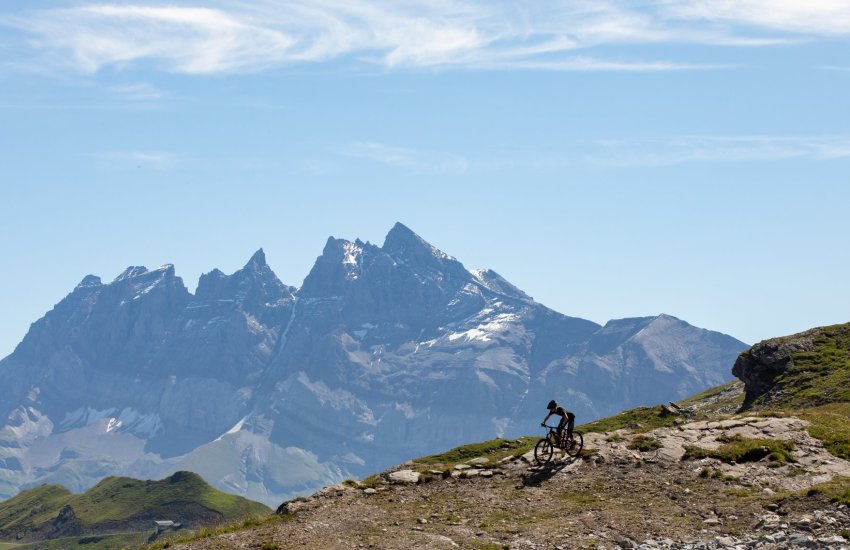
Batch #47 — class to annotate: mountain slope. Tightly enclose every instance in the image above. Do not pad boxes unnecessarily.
[167,322,850,550]
[0,471,269,544]
[0,223,747,506]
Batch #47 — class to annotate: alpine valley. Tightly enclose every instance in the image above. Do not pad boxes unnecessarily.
[0,223,746,506]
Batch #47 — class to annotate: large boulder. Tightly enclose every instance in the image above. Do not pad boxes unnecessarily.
[733,331,816,407]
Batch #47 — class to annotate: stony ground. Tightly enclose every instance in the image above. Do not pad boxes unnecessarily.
[172,411,850,550]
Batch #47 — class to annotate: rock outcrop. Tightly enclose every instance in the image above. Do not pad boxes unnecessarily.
[733,329,817,407]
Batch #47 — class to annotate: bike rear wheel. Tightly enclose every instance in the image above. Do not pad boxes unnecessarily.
[565,431,584,458]
[534,438,554,465]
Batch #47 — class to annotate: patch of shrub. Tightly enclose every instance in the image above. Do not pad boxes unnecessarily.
[627,435,662,452]
[682,434,796,466]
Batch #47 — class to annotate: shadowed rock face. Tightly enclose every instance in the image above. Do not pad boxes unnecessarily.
[0,223,747,506]
[733,331,817,407]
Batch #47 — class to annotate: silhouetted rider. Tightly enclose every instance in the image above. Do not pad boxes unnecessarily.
[541,399,575,445]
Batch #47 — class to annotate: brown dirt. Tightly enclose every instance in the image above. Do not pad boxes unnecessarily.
[173,435,850,549]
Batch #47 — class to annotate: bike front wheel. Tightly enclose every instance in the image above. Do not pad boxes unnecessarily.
[564,431,584,458]
[534,438,554,465]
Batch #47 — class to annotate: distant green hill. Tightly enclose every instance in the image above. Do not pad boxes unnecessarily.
[0,471,270,545]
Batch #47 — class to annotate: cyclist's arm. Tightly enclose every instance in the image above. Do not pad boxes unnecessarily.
[541,412,551,425]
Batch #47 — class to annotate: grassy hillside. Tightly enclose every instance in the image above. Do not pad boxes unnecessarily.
[11,532,149,550]
[67,471,268,525]
[748,322,850,409]
[0,484,72,533]
[0,471,269,544]
[581,380,745,434]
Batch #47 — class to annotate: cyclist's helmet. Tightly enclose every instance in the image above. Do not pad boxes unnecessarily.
[547,399,557,410]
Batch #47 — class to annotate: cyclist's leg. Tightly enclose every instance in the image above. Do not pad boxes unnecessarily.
[566,412,575,439]
[557,416,567,446]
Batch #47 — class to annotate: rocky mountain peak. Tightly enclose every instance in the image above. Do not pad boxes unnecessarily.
[75,275,102,289]
[111,264,178,287]
[381,223,471,287]
[113,266,149,282]
[245,248,267,269]
[195,250,291,304]
[382,222,451,263]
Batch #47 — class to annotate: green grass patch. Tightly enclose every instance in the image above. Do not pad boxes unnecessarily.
[12,532,148,550]
[627,435,662,452]
[725,488,757,499]
[749,323,850,410]
[576,381,743,438]
[557,490,601,507]
[0,471,269,542]
[803,477,850,505]
[798,403,850,460]
[414,437,536,468]
[580,405,678,434]
[0,543,21,549]
[143,513,287,550]
[0,484,72,531]
[358,474,383,489]
[467,543,509,550]
[68,471,269,525]
[677,380,746,415]
[683,434,796,466]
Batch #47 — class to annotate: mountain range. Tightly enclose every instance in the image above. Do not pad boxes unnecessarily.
[0,223,747,506]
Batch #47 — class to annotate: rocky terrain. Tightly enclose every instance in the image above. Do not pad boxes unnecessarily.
[167,385,850,549]
[160,322,850,549]
[0,223,746,505]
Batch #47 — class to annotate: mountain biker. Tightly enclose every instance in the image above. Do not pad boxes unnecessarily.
[541,399,575,446]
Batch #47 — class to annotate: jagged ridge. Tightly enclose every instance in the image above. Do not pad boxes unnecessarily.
[0,222,747,507]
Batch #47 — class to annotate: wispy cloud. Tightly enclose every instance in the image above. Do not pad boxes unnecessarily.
[341,141,469,173]
[663,1,850,37]
[5,5,294,74]
[107,82,166,101]
[93,150,175,169]
[356,135,850,172]
[2,1,849,75]
[543,135,850,168]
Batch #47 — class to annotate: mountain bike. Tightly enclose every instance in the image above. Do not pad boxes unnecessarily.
[534,424,584,465]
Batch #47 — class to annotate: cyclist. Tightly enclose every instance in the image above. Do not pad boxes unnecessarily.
[541,399,575,447]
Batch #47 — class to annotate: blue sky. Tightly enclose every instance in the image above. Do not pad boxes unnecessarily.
[1,1,849,356]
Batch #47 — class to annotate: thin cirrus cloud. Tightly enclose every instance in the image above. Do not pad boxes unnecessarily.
[93,150,174,169]
[341,141,470,173]
[343,135,850,173]
[570,135,850,167]
[3,0,850,75]
[663,0,850,37]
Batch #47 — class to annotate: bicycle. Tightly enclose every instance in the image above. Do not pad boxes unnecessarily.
[534,424,584,465]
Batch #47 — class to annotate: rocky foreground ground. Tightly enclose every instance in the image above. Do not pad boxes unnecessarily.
[172,406,850,550]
